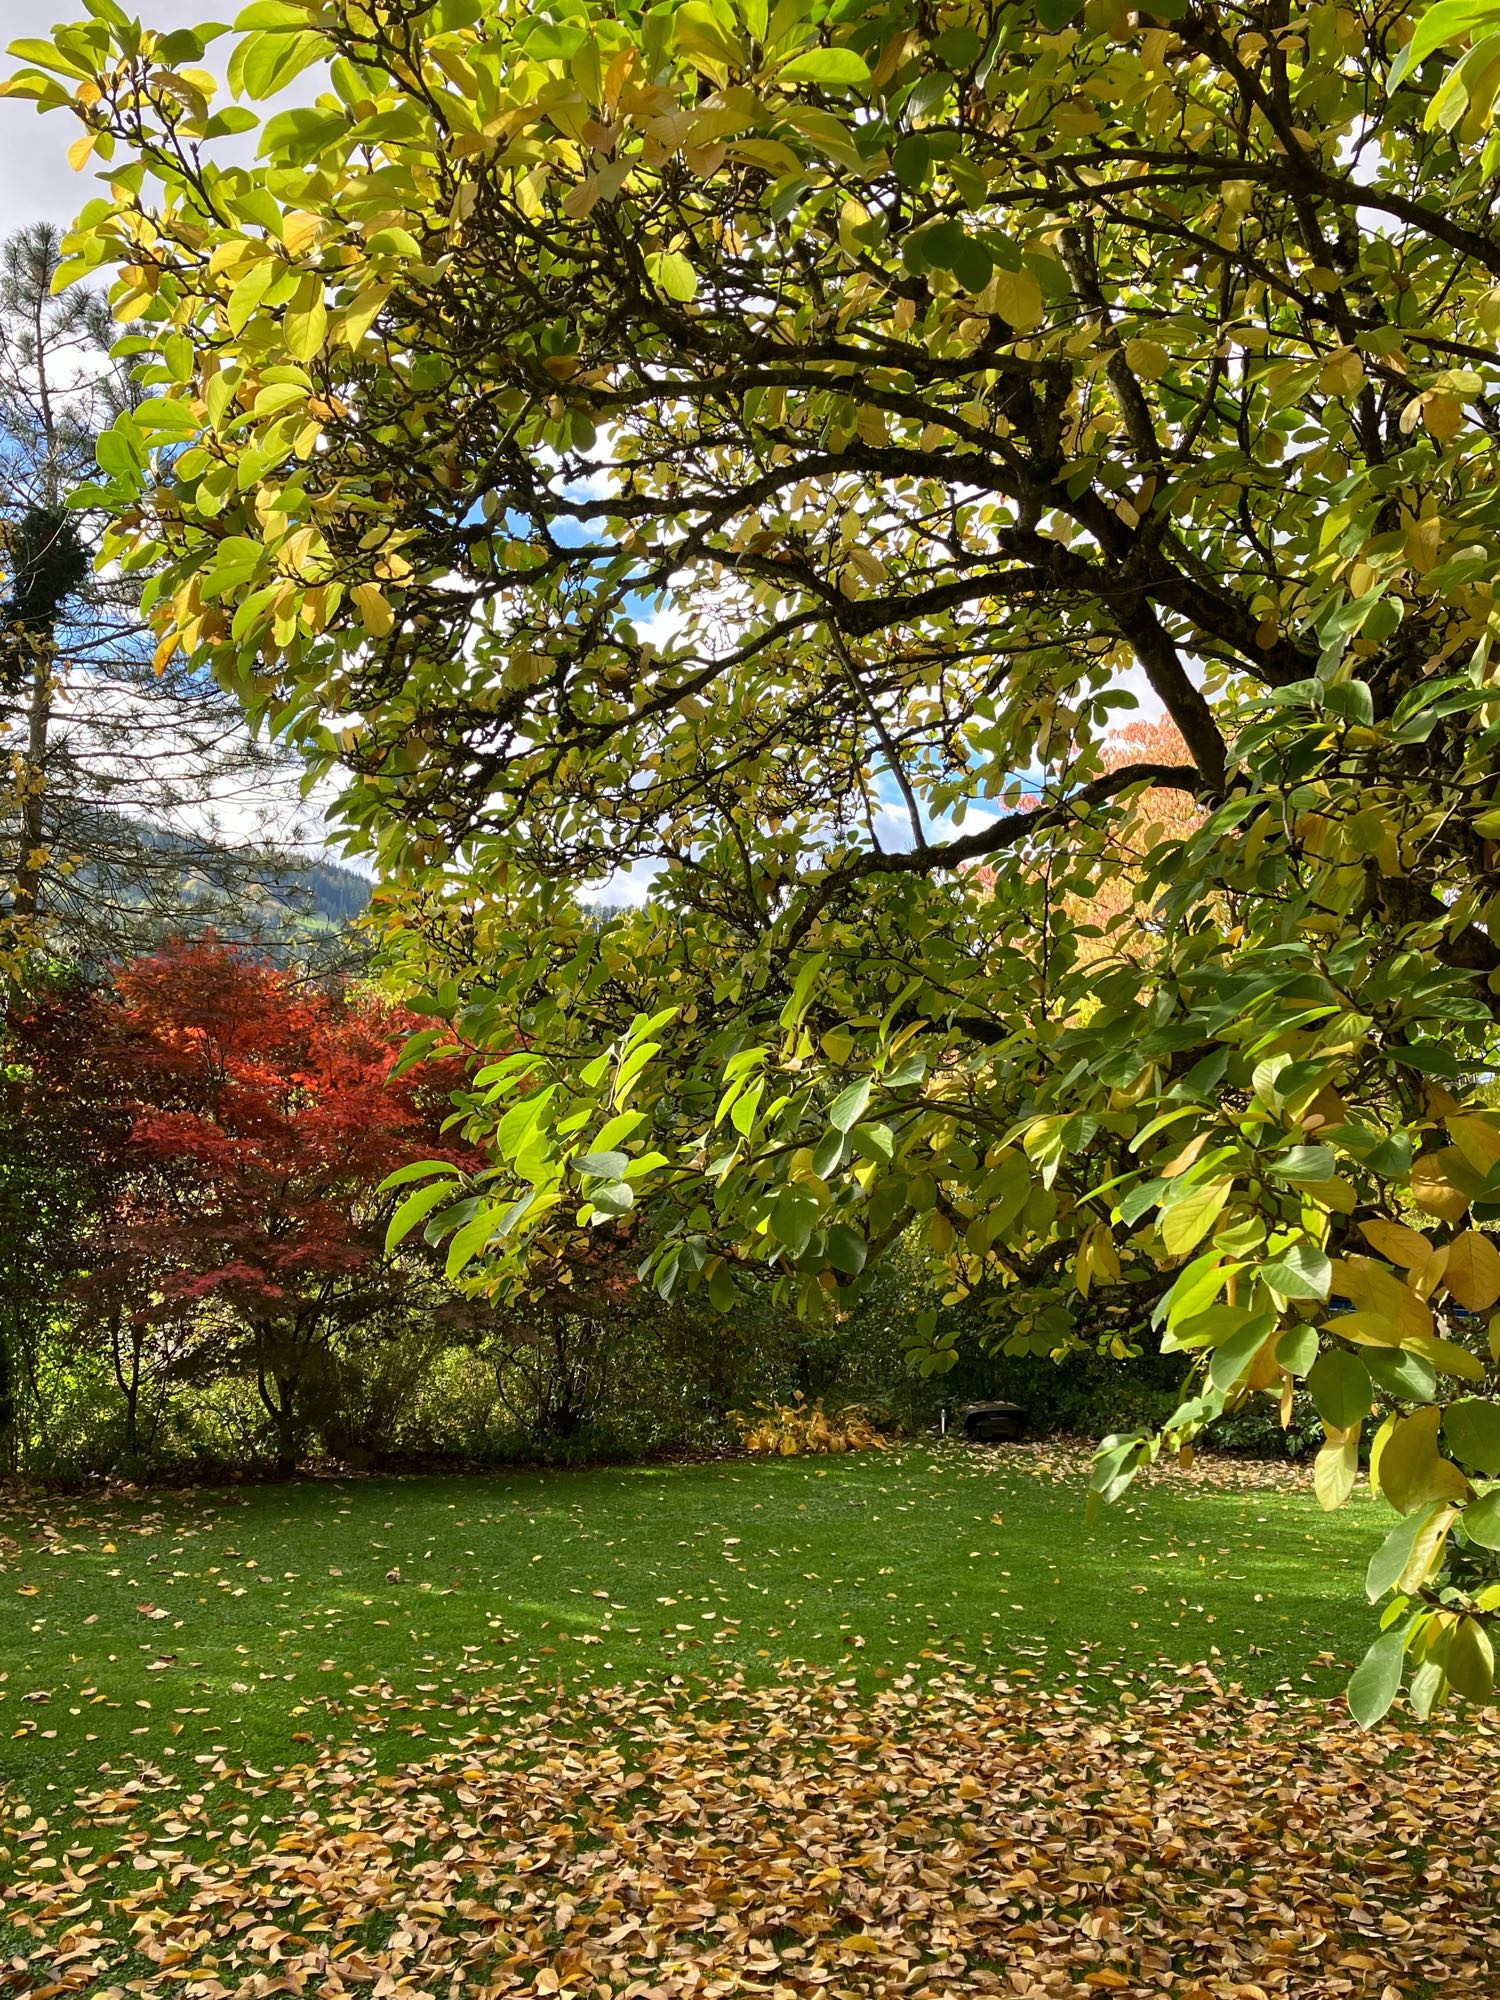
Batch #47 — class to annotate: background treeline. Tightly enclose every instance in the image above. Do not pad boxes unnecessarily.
[0,938,1308,1482]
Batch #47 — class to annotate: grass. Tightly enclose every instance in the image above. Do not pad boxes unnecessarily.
[4,1442,1381,1810]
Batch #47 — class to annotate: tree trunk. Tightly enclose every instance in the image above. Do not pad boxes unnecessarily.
[113,1316,144,1463]
[12,652,51,930]
[272,1391,298,1476]
[5,647,52,1005]
[255,1351,301,1476]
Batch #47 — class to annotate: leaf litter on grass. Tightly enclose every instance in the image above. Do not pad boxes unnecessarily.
[3,1657,1498,2000]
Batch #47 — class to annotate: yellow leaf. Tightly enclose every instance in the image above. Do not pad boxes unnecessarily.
[1424,392,1464,442]
[1330,1255,1432,1338]
[338,280,391,348]
[1358,1217,1432,1268]
[1160,1177,1233,1257]
[1445,1230,1500,1313]
[1318,346,1365,398]
[1124,337,1169,380]
[1447,1113,1500,1176]
[285,295,328,363]
[982,266,1043,332]
[281,210,321,256]
[1325,1310,1485,1381]
[1159,1130,1210,1178]
[1375,1407,1470,1515]
[1447,1616,1495,1701]
[1245,1334,1281,1392]
[1314,1425,1359,1511]
[1411,1152,1472,1225]
[1403,513,1443,573]
[1399,1504,1458,1593]
[351,581,394,637]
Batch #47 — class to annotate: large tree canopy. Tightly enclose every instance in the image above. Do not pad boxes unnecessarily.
[15,0,1500,1714]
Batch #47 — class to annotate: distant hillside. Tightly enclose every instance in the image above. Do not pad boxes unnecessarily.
[173,855,375,949]
[302,856,374,925]
[48,813,376,961]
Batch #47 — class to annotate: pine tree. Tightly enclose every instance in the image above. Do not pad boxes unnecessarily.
[0,223,319,977]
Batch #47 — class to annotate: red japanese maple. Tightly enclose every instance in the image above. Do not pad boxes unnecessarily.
[27,939,476,1468]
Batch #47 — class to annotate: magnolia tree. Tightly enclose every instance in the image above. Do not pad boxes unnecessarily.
[14,0,1500,1715]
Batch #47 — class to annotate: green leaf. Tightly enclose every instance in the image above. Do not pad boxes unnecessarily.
[1260,1239,1333,1300]
[892,135,931,186]
[778,953,826,1029]
[231,26,329,100]
[1162,1253,1242,1329]
[1410,0,1500,64]
[234,1,317,25]
[5,38,98,78]
[1307,1348,1373,1430]
[1267,1144,1336,1182]
[1275,1325,1320,1376]
[770,1186,819,1256]
[1364,1346,1438,1403]
[850,1121,894,1164]
[826,1222,867,1275]
[1321,679,1375,725]
[445,1208,495,1281]
[1347,1625,1409,1726]
[778,46,872,86]
[645,251,698,302]
[227,257,278,334]
[1461,1488,1500,1549]
[934,23,984,66]
[707,1262,737,1312]
[378,1159,461,1193]
[829,1078,872,1132]
[1088,1432,1149,1508]
[1443,1397,1500,1474]
[1207,1313,1276,1391]
[588,1179,635,1217]
[386,1179,461,1253]
[1366,1500,1445,1600]
[1408,1658,1445,1720]
[671,0,743,65]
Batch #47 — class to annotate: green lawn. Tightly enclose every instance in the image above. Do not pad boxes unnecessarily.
[5,1442,1377,1810]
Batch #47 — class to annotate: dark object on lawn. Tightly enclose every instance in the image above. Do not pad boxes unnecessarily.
[962,1401,1026,1444]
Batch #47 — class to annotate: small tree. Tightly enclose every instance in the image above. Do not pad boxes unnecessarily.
[24,940,472,1472]
[0,984,104,1465]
